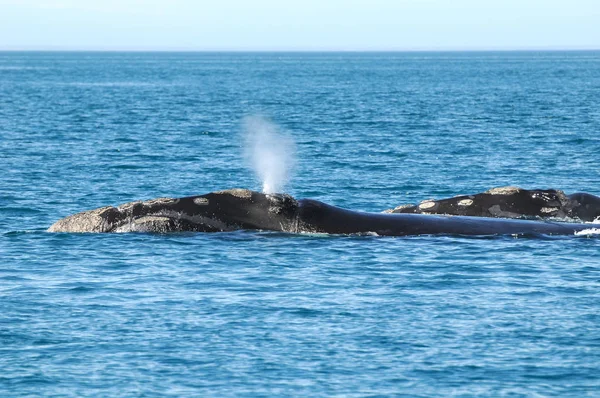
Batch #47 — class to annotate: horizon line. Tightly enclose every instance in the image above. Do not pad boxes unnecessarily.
[1,46,599,53]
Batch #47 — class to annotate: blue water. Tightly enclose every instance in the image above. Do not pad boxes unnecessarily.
[1,51,600,396]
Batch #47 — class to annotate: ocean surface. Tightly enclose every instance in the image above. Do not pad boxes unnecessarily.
[1,51,600,396]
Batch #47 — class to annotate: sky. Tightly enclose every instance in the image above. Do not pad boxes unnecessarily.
[0,0,598,51]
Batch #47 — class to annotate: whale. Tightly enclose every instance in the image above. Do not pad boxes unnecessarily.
[48,188,596,237]
[385,186,600,222]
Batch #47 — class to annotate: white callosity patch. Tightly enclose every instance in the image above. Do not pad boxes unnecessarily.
[113,216,173,233]
[540,207,559,214]
[458,199,474,206]
[47,206,115,232]
[114,210,233,233]
[215,188,252,199]
[242,116,296,194]
[418,201,436,210]
[486,186,521,195]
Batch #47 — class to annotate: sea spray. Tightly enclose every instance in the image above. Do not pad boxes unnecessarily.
[242,116,296,194]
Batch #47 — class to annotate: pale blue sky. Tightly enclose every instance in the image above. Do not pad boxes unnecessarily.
[0,0,598,50]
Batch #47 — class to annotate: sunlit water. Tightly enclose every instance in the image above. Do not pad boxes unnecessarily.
[1,52,600,396]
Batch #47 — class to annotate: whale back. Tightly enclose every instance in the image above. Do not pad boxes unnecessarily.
[48,189,299,233]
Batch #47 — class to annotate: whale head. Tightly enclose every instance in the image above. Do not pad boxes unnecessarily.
[48,189,300,233]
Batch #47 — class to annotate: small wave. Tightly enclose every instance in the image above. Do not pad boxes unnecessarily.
[68,286,96,293]
[298,231,331,237]
[109,164,146,170]
[3,229,46,236]
[0,66,50,71]
[64,82,157,87]
[0,206,42,214]
[358,231,380,237]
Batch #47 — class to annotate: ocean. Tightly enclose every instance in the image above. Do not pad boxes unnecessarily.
[1,51,599,396]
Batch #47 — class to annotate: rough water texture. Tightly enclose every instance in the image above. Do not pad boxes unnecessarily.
[1,52,600,397]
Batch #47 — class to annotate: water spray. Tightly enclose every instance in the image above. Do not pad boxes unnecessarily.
[242,116,296,194]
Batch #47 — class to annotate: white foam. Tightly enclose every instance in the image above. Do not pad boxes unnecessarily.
[575,228,600,236]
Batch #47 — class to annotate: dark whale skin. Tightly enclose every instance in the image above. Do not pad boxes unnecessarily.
[567,193,600,222]
[48,188,596,237]
[297,199,593,237]
[386,186,600,223]
[47,189,299,233]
